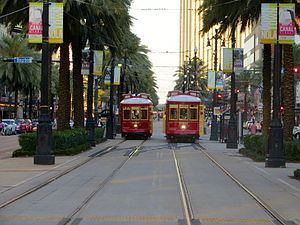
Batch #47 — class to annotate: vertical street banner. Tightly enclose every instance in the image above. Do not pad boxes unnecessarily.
[215,71,224,90]
[261,3,295,44]
[234,48,244,74]
[49,3,63,43]
[28,2,43,43]
[261,3,277,44]
[223,48,233,73]
[81,61,89,75]
[104,66,111,85]
[93,51,104,76]
[114,64,122,85]
[278,4,295,44]
[207,70,215,90]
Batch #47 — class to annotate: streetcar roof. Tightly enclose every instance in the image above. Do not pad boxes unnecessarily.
[167,95,201,103]
[121,97,153,105]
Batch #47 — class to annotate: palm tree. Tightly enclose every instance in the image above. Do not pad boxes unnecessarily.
[0,35,40,118]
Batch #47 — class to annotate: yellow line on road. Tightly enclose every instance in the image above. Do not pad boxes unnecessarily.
[86,215,177,222]
[200,217,272,223]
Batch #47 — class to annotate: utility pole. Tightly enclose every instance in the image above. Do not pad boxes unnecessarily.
[34,0,55,165]
[266,0,285,167]
[210,29,219,141]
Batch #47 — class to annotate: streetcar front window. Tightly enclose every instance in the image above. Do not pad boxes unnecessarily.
[190,107,198,120]
[141,108,148,120]
[131,108,140,120]
[179,105,188,120]
[169,107,178,120]
[123,109,130,120]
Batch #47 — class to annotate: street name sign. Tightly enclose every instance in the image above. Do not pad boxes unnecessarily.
[13,57,33,64]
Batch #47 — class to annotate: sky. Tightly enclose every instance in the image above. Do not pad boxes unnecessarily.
[130,0,180,104]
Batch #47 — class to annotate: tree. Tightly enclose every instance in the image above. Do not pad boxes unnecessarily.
[0,35,40,118]
[200,0,272,136]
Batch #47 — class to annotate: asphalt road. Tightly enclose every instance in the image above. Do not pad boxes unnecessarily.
[0,135,20,159]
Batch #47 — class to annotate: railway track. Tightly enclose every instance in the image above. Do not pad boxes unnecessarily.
[0,139,143,210]
[192,142,295,225]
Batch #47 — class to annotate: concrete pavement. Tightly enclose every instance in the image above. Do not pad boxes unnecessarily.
[0,135,20,159]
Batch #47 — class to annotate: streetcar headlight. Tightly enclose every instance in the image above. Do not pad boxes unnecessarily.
[133,124,138,128]
[181,124,187,130]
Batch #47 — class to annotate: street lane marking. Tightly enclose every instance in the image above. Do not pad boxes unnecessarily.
[86,215,177,222]
[277,178,300,192]
[253,165,271,176]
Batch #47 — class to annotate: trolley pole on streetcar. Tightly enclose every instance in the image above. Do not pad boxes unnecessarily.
[209,29,219,141]
[34,0,55,165]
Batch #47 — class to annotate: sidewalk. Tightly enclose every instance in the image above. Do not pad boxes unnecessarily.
[0,138,122,207]
[200,131,300,224]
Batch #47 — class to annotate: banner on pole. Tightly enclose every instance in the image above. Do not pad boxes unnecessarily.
[261,3,277,44]
[261,3,295,44]
[49,3,63,43]
[81,61,89,75]
[93,51,104,76]
[104,66,111,85]
[207,70,215,90]
[28,2,43,43]
[114,64,122,85]
[223,48,233,73]
[215,71,224,90]
[234,48,244,74]
[279,4,295,44]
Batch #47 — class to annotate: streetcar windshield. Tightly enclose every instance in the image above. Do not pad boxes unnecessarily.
[131,108,140,120]
[179,106,188,120]
[169,107,178,120]
[190,108,198,120]
[141,108,148,120]
[123,109,130,120]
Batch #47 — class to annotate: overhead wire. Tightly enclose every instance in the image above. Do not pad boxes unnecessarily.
[0,6,29,20]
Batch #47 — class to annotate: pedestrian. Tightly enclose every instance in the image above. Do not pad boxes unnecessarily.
[0,120,3,135]
[250,120,257,135]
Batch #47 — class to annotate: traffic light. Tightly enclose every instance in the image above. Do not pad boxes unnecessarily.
[216,92,224,106]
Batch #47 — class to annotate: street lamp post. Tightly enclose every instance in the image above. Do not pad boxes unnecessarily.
[226,34,238,149]
[34,0,55,165]
[209,29,220,141]
[86,47,95,147]
[266,1,285,167]
[106,51,115,139]
[193,47,197,90]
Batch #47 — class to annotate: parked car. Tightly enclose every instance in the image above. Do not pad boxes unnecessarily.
[32,119,38,132]
[15,119,33,133]
[1,119,17,135]
[293,126,300,139]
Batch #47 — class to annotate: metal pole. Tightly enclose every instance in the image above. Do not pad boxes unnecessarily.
[34,0,55,165]
[226,33,238,149]
[86,48,95,146]
[194,47,197,90]
[210,29,219,141]
[266,0,285,167]
[106,51,115,139]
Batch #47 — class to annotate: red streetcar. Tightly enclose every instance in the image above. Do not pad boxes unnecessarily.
[120,93,153,139]
[164,90,203,142]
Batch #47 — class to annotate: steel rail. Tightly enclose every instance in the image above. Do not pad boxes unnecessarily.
[196,143,290,225]
[61,140,147,225]
[0,140,126,209]
[172,147,194,225]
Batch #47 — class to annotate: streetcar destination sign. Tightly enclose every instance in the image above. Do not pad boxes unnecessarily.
[13,57,33,64]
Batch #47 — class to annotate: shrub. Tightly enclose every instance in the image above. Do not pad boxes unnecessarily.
[294,169,300,179]
[13,128,96,157]
[242,135,300,162]
[95,128,106,144]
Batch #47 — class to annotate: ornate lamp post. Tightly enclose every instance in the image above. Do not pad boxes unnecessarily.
[106,51,115,139]
[208,29,225,141]
[266,0,285,167]
[226,35,238,149]
[34,0,54,165]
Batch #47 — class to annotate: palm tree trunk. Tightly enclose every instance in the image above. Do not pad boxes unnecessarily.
[72,39,84,128]
[283,44,295,141]
[29,87,33,119]
[57,42,71,130]
[262,44,272,135]
[14,89,18,118]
